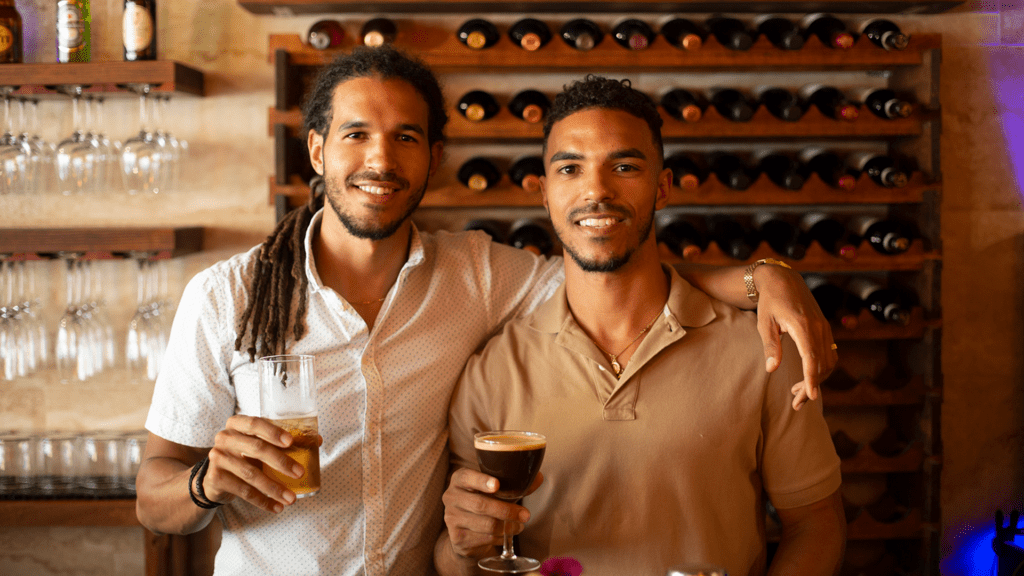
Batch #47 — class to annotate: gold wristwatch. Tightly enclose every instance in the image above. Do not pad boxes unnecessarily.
[744,258,792,305]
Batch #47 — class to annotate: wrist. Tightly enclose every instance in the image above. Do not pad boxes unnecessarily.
[745,258,794,306]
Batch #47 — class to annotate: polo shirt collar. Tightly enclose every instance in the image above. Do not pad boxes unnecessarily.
[303,208,427,294]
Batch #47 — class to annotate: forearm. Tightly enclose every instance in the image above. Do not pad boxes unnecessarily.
[434,529,482,576]
[135,456,217,535]
[769,495,846,576]
[674,263,754,310]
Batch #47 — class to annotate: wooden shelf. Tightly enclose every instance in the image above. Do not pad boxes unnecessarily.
[0,498,140,527]
[268,32,941,72]
[271,103,930,141]
[0,227,204,257]
[833,307,936,341]
[823,375,928,406]
[657,238,935,272]
[244,0,963,15]
[0,61,205,97]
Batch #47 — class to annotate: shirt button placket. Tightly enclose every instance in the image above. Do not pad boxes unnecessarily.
[362,346,386,576]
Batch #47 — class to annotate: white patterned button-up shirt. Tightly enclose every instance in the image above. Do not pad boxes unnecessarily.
[146,211,563,575]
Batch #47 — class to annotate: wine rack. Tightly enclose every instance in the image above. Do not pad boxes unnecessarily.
[267,13,943,576]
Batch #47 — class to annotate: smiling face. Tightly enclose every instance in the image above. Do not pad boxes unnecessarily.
[541,107,671,273]
[308,76,443,240]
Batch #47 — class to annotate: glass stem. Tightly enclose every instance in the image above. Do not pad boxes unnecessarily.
[500,519,517,560]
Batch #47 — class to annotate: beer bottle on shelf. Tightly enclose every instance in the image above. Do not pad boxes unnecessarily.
[656,215,706,260]
[57,0,91,63]
[846,152,909,188]
[706,16,754,51]
[464,219,505,243]
[709,88,756,122]
[361,18,397,47]
[508,155,544,192]
[709,216,757,260]
[0,0,22,64]
[798,148,857,191]
[830,430,862,459]
[457,90,500,122]
[755,151,805,190]
[709,152,757,191]
[804,275,848,322]
[846,276,911,326]
[856,88,913,119]
[660,18,705,51]
[799,85,859,121]
[861,19,909,51]
[612,19,655,50]
[508,18,551,51]
[755,16,804,50]
[754,212,807,259]
[801,13,855,49]
[507,90,550,124]
[665,152,707,190]
[508,219,554,256]
[799,212,857,260]
[457,157,502,191]
[560,18,603,51]
[849,215,912,254]
[660,89,705,123]
[457,18,499,50]
[307,20,344,50]
[755,87,803,122]
[123,0,156,61]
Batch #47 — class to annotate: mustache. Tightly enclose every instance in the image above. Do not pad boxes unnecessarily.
[567,202,632,222]
[345,171,409,189]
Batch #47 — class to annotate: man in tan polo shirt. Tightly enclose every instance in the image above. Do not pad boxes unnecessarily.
[434,76,846,576]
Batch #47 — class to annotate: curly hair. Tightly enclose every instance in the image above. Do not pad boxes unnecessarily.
[542,74,663,162]
[302,44,448,144]
[234,46,448,362]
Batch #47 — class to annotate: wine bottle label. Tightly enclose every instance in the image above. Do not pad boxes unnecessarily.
[123,4,153,52]
[0,24,12,53]
[57,1,85,50]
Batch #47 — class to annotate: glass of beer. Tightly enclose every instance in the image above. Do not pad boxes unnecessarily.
[258,354,321,498]
[474,430,546,573]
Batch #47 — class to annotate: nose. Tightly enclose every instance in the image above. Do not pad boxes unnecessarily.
[364,136,398,173]
[579,169,616,204]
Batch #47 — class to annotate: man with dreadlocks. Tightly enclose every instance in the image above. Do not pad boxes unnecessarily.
[136,46,836,575]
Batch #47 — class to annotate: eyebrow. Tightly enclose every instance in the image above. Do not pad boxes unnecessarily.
[548,148,647,163]
[337,120,426,137]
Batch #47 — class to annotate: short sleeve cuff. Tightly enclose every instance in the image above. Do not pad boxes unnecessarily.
[767,463,842,510]
[145,410,217,449]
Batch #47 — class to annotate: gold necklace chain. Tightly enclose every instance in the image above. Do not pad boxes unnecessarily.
[351,295,387,305]
[585,310,662,379]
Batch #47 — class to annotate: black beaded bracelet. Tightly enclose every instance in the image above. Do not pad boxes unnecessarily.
[188,457,223,509]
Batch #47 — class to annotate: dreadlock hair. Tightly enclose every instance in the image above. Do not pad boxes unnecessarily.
[234,46,449,362]
[542,75,664,165]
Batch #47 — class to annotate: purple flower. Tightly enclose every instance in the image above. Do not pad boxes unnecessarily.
[540,556,584,576]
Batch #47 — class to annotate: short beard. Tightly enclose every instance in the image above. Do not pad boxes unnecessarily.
[557,202,656,273]
[324,172,428,241]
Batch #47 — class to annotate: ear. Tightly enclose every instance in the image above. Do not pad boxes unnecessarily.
[308,129,325,176]
[655,166,671,211]
[429,141,444,177]
[539,174,549,212]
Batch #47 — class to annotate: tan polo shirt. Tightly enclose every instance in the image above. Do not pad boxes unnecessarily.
[448,266,842,576]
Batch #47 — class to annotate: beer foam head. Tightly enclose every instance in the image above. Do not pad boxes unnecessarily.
[474,432,546,451]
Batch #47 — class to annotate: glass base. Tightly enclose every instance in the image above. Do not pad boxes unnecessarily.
[478,555,541,573]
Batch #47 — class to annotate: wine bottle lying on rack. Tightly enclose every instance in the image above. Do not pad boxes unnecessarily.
[361,18,396,47]
[799,149,857,191]
[508,156,544,192]
[665,152,707,190]
[457,90,500,122]
[709,88,756,122]
[508,90,550,124]
[800,212,857,260]
[307,20,344,50]
[660,18,705,51]
[755,152,805,190]
[509,18,551,51]
[660,89,705,123]
[656,216,706,260]
[458,18,499,50]
[800,85,859,121]
[755,15,803,50]
[709,215,757,260]
[805,275,850,324]
[856,88,913,119]
[612,19,654,50]
[560,18,603,51]
[707,15,753,50]
[849,215,912,255]
[755,87,803,122]
[846,277,911,326]
[801,13,854,49]
[860,18,909,51]
[846,152,909,188]
[457,158,501,191]
[508,219,553,256]
[754,212,807,260]
[464,219,504,242]
[709,152,757,191]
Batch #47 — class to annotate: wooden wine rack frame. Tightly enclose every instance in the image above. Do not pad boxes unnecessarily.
[268,14,944,576]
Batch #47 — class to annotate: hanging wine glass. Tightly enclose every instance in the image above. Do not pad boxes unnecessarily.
[0,95,31,195]
[55,85,97,195]
[121,84,160,195]
[27,99,56,195]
